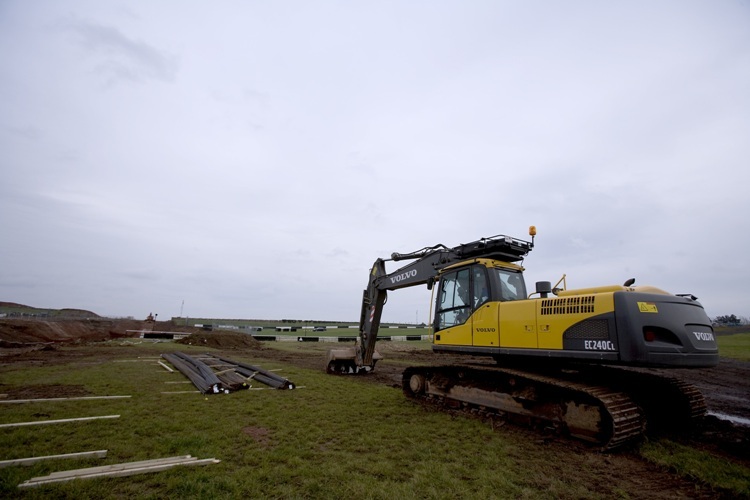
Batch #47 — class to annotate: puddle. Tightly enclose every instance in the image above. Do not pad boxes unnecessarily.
[709,412,750,427]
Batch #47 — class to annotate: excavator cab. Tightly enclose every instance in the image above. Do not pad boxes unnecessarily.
[433,260,532,348]
[435,261,527,327]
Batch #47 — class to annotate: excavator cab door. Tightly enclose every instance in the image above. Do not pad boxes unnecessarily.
[433,267,473,346]
[469,265,500,346]
[433,265,497,347]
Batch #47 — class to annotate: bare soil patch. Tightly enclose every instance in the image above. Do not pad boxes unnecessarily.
[176,331,263,350]
[242,426,273,449]
[0,318,194,345]
[0,383,91,400]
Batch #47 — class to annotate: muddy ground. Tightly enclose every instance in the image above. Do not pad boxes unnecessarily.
[1,320,749,498]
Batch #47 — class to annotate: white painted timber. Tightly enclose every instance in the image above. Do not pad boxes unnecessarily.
[0,396,131,404]
[18,456,220,488]
[0,415,120,428]
[158,361,175,372]
[0,450,107,468]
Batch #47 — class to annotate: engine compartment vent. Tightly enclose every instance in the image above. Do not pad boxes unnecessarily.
[541,296,595,316]
[563,319,609,340]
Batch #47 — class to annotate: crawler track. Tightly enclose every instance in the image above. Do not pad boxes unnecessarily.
[584,365,708,430]
[401,363,709,450]
[402,365,645,450]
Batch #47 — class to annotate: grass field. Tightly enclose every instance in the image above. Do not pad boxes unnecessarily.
[1,341,748,498]
[717,332,750,361]
[0,343,559,498]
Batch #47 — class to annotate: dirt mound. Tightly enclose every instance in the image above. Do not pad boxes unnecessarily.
[58,308,99,317]
[176,331,263,350]
[0,302,98,318]
[0,301,30,308]
[0,318,178,345]
[0,319,115,345]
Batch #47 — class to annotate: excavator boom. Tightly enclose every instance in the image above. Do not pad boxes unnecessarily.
[326,233,533,373]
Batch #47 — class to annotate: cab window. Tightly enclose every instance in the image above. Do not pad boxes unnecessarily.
[436,268,471,331]
[494,268,526,301]
[436,266,489,331]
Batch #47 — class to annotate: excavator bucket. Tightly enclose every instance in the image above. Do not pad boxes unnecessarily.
[325,347,382,374]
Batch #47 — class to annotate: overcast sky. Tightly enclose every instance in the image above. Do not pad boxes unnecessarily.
[1,1,748,323]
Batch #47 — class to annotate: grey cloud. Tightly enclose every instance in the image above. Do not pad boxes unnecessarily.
[121,270,160,282]
[6,125,42,141]
[65,19,178,85]
[325,247,350,258]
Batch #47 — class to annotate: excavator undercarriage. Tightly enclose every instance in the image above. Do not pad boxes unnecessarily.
[402,362,706,450]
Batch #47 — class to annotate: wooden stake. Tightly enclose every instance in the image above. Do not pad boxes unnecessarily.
[158,361,175,372]
[0,450,107,468]
[18,456,220,487]
[0,415,120,428]
[0,396,131,404]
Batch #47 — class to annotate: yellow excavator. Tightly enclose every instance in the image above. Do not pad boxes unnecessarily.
[326,227,718,449]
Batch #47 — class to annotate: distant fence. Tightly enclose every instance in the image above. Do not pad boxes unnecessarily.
[134,331,432,342]
[196,324,428,333]
[272,335,431,343]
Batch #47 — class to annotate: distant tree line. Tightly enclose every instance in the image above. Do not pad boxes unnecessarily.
[713,314,746,326]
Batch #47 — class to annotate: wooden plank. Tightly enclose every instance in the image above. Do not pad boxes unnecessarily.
[45,455,195,478]
[158,361,175,372]
[0,415,120,428]
[0,450,107,468]
[19,457,220,487]
[0,396,131,404]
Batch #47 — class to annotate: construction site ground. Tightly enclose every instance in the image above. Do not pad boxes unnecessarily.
[1,319,749,498]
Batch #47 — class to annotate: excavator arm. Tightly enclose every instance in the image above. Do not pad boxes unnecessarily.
[327,251,443,374]
[326,232,534,374]
[357,252,445,368]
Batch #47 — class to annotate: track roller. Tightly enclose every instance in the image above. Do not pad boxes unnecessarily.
[403,365,645,450]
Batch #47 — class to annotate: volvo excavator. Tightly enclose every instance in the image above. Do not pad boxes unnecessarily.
[326,227,719,449]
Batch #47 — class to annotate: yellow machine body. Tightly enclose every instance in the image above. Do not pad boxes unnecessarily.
[430,258,716,367]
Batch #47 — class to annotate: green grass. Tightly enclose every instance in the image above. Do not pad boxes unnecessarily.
[0,344,537,498]
[717,332,750,361]
[640,440,750,496]
[1,341,748,498]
